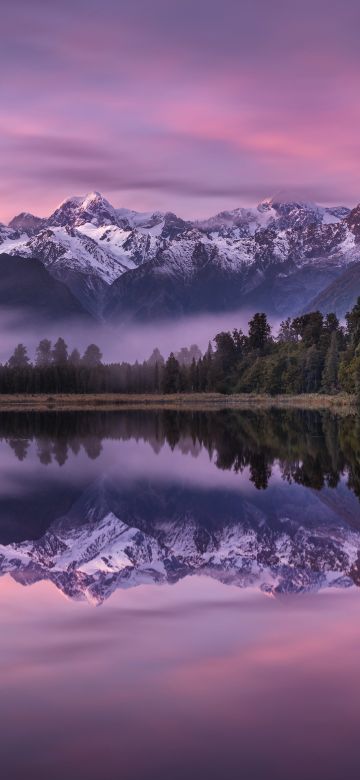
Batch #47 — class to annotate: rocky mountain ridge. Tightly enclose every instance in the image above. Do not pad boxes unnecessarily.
[1,477,359,605]
[1,191,360,320]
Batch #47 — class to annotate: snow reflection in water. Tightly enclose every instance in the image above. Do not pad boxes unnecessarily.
[1,408,360,779]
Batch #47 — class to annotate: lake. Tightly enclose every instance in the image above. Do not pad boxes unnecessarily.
[1,407,360,779]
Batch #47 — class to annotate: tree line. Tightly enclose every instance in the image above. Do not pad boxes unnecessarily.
[2,299,360,395]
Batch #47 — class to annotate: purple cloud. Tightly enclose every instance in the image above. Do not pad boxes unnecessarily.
[1,0,360,221]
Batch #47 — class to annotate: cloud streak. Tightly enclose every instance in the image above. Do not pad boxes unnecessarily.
[1,0,360,221]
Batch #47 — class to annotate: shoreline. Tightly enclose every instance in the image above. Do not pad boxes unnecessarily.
[0,392,356,413]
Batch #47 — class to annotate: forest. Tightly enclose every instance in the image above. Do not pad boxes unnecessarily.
[2,298,360,397]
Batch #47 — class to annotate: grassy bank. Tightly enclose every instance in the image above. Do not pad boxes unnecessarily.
[0,392,356,413]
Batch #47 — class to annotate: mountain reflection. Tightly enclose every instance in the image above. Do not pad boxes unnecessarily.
[1,408,360,603]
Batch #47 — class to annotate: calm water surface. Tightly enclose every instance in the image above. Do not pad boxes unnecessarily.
[1,408,360,779]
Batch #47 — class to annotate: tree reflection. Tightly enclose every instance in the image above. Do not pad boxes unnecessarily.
[8,437,30,461]
[1,408,360,500]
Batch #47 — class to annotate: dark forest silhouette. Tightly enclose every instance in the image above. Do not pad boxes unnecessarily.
[2,300,360,396]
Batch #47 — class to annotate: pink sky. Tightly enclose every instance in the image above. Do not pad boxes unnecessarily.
[1,576,360,778]
[1,0,360,222]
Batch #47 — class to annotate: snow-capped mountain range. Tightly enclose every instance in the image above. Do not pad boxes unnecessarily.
[2,190,360,320]
[1,477,360,605]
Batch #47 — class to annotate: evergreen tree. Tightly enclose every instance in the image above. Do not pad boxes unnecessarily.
[190,358,198,391]
[175,347,191,366]
[248,313,271,352]
[8,438,29,461]
[52,337,68,365]
[324,313,340,334]
[163,353,181,393]
[189,344,202,362]
[322,331,339,393]
[293,312,324,347]
[277,318,298,343]
[154,361,161,393]
[346,297,360,349]
[82,344,103,367]
[304,346,323,392]
[354,357,360,403]
[147,348,165,366]
[214,331,237,372]
[35,339,52,367]
[68,348,81,366]
[232,328,246,356]
[175,345,202,366]
[206,341,213,359]
[8,343,29,369]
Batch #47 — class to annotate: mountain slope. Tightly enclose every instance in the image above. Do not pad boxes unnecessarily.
[0,253,92,323]
[0,225,137,317]
[304,262,360,317]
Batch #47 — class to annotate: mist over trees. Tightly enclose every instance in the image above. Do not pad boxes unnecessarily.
[2,300,360,396]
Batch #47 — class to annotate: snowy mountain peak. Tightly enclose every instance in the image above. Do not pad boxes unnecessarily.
[49,191,119,229]
[115,207,165,231]
[257,197,273,211]
[80,191,116,219]
[8,211,46,235]
[0,190,359,322]
[56,194,83,209]
[1,481,359,604]
[82,190,105,206]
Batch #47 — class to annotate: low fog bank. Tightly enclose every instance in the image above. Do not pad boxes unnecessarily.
[0,309,281,364]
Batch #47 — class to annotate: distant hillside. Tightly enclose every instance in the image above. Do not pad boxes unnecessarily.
[0,253,92,324]
[304,263,360,318]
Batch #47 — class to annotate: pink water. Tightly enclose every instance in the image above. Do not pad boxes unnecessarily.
[1,574,360,780]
